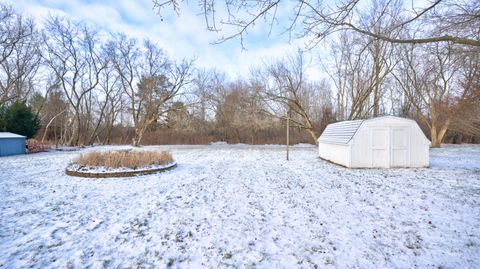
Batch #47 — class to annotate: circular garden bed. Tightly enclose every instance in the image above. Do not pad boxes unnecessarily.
[66,149,177,178]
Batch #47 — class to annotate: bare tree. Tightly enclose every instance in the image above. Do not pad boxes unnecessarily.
[440,46,480,142]
[153,0,480,48]
[99,63,124,145]
[85,58,122,145]
[326,30,394,120]
[111,36,193,146]
[0,4,42,104]
[43,16,107,146]
[36,88,69,146]
[259,51,322,145]
[191,68,226,124]
[211,80,272,143]
[392,42,479,147]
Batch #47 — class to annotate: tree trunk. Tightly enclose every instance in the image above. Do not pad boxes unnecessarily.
[308,128,319,146]
[41,110,65,142]
[103,120,113,145]
[430,119,450,148]
[430,126,439,148]
[70,111,82,146]
[132,123,149,147]
[373,62,380,117]
[132,127,142,147]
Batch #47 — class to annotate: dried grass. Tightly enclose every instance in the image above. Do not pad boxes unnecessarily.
[74,150,173,168]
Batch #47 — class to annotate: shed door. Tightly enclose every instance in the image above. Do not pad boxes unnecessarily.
[372,129,389,167]
[391,128,409,167]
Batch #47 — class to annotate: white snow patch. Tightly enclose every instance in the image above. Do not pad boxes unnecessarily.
[0,144,479,268]
[430,144,480,171]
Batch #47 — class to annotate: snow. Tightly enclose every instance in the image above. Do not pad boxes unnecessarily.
[1,144,479,268]
[430,144,480,171]
[0,132,25,138]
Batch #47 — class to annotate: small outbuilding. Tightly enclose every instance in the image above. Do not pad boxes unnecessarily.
[318,116,430,168]
[0,132,26,157]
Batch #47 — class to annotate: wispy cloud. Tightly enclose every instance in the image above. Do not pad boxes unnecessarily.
[10,0,320,79]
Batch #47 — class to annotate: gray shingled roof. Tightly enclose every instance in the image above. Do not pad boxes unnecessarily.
[318,120,364,145]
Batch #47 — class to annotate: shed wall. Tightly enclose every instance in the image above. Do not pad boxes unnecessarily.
[0,138,26,157]
[318,143,351,167]
[407,124,430,167]
[350,117,429,168]
[350,127,373,168]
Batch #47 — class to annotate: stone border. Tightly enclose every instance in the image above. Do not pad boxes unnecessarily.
[65,162,177,178]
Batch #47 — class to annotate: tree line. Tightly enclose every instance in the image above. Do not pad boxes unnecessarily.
[1,2,479,147]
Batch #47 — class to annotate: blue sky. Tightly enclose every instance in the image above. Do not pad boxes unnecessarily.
[9,0,312,79]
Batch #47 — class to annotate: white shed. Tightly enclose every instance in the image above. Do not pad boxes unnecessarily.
[318,116,430,168]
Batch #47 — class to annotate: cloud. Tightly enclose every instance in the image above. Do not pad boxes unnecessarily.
[9,0,318,79]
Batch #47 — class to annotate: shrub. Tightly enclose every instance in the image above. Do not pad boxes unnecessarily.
[27,139,50,153]
[0,102,40,138]
[74,150,173,168]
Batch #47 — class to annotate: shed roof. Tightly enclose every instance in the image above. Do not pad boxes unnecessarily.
[318,119,364,145]
[0,132,26,139]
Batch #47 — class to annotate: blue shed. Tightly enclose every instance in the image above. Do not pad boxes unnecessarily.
[0,132,26,157]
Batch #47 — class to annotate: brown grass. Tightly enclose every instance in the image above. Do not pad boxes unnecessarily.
[74,150,173,168]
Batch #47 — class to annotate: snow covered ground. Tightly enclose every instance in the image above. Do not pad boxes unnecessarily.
[0,144,479,268]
